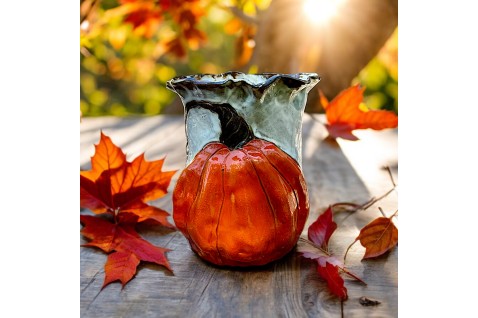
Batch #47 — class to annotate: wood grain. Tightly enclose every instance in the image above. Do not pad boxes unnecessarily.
[80,114,398,317]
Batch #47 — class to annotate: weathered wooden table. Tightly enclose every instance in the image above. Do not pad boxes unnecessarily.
[80,114,398,317]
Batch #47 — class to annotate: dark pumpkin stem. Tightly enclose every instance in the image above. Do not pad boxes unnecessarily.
[186,101,255,149]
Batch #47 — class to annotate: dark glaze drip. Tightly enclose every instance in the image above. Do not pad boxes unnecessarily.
[186,101,254,149]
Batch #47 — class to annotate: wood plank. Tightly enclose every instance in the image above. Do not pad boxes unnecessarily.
[80,114,398,317]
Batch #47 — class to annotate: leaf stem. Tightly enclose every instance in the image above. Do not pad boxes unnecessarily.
[341,300,344,318]
[113,208,121,224]
[343,240,357,263]
[299,237,329,255]
[364,187,396,210]
[331,202,363,211]
[385,166,396,187]
[378,207,387,218]
[389,209,398,219]
[340,267,367,285]
[336,182,396,226]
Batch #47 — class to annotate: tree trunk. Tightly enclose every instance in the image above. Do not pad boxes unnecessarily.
[252,0,398,112]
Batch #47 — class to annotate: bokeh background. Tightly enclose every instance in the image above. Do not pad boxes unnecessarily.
[80,0,397,117]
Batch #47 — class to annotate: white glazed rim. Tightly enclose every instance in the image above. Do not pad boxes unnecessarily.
[166,71,320,90]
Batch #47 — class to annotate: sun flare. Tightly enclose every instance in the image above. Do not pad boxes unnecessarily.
[303,0,345,25]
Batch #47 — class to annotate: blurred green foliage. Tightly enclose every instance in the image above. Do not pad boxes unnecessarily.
[80,0,243,116]
[80,0,397,117]
[354,28,398,113]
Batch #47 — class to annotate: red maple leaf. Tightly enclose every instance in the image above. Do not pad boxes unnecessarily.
[320,85,398,141]
[161,0,206,57]
[113,0,207,56]
[317,262,348,300]
[163,37,187,59]
[81,214,172,288]
[308,205,337,251]
[117,0,170,38]
[80,132,177,228]
[298,205,365,300]
[104,252,140,287]
[80,132,176,288]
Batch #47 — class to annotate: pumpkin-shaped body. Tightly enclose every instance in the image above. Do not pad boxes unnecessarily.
[173,138,309,266]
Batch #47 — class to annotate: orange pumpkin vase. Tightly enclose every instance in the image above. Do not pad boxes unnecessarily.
[173,101,309,267]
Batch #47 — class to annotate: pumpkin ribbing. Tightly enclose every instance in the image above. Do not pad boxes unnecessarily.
[172,139,309,267]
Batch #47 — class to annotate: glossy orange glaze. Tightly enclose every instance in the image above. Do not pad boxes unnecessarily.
[173,139,309,266]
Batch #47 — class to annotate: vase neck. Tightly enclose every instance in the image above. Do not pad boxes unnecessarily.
[168,73,320,166]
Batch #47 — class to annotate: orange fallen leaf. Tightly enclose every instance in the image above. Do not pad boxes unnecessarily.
[80,132,177,228]
[81,214,172,288]
[356,214,398,259]
[104,252,140,287]
[320,85,398,141]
